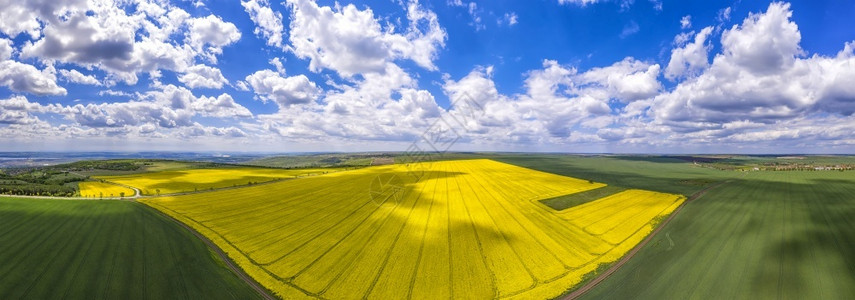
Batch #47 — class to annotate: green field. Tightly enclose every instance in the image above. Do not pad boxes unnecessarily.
[495,154,855,299]
[495,154,730,195]
[578,170,855,299]
[540,185,627,210]
[1,154,853,299]
[0,198,261,299]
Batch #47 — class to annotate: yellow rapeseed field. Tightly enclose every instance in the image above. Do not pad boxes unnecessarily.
[97,167,342,195]
[78,181,135,198]
[141,159,684,299]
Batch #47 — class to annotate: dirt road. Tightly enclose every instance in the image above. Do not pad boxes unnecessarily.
[562,180,731,300]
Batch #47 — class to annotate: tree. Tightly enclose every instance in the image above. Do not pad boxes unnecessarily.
[156,189,161,196]
[120,192,125,198]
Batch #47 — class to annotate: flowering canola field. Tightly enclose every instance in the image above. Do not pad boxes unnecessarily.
[78,181,135,198]
[141,159,684,299]
[97,167,341,195]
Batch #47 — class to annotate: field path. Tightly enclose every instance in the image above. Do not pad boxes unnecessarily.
[136,203,277,300]
[562,180,732,300]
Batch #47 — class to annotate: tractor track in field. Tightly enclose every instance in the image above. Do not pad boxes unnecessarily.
[562,180,732,300]
[137,202,278,300]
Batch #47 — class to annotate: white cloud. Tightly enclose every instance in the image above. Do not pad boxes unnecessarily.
[439,57,661,144]
[557,0,604,6]
[0,38,13,60]
[18,1,137,66]
[241,0,286,48]
[59,69,101,86]
[192,94,253,118]
[449,1,485,30]
[235,80,250,91]
[650,0,662,11]
[576,57,662,103]
[680,15,692,29]
[718,7,732,22]
[245,69,321,107]
[499,12,518,26]
[620,21,640,39]
[98,89,133,97]
[665,26,713,80]
[720,3,802,75]
[0,60,67,96]
[7,0,238,86]
[652,2,855,127]
[269,57,286,74]
[285,0,446,77]
[178,64,228,89]
[248,62,444,143]
[0,95,59,125]
[186,14,242,61]
[0,0,61,39]
[0,84,251,139]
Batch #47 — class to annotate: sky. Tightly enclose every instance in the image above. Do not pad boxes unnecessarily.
[0,0,853,153]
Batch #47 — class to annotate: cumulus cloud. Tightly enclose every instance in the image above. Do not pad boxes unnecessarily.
[59,69,101,86]
[18,1,136,65]
[0,96,58,124]
[191,94,253,118]
[245,69,321,107]
[186,14,241,61]
[249,62,444,142]
[440,57,661,143]
[0,85,251,141]
[576,57,662,103]
[241,0,286,48]
[285,0,446,77]
[650,2,855,134]
[0,38,13,60]
[665,26,713,80]
[178,64,228,89]
[5,0,239,86]
[0,37,67,95]
[0,61,67,96]
[721,3,802,75]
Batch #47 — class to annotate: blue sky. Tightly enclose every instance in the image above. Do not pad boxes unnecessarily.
[0,0,853,153]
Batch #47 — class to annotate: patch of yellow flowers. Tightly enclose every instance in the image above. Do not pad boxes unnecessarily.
[78,181,135,198]
[98,167,341,195]
[142,159,684,299]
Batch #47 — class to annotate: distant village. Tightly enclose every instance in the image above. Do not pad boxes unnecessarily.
[691,157,853,172]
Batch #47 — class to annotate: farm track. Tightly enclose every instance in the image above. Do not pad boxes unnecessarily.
[562,180,732,300]
[136,202,277,300]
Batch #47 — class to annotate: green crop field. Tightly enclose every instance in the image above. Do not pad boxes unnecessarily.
[578,170,855,299]
[0,198,262,299]
[495,154,731,195]
[496,154,855,299]
[1,154,853,299]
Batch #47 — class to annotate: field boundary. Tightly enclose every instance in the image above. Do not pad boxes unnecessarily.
[562,180,731,300]
[135,203,277,300]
